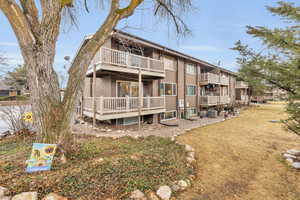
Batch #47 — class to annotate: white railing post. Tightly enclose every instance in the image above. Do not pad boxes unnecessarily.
[126,96,130,112]
[147,59,151,71]
[147,96,150,109]
[99,96,104,115]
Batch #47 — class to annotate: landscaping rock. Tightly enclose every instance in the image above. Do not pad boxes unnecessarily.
[177,180,188,190]
[156,186,172,200]
[170,183,181,192]
[42,193,67,200]
[187,152,195,159]
[287,149,300,156]
[283,153,297,159]
[186,156,196,163]
[292,162,300,169]
[12,192,37,200]
[286,158,294,164]
[130,190,146,200]
[184,144,194,152]
[0,186,9,198]
[145,191,160,200]
[0,196,11,200]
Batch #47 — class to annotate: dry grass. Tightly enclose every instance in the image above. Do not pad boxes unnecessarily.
[177,103,300,200]
[0,136,192,199]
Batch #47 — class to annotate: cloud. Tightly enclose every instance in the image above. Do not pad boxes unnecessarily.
[0,42,18,47]
[180,45,222,52]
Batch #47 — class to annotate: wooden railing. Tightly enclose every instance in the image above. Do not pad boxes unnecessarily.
[200,73,220,84]
[220,76,229,85]
[199,96,230,105]
[219,96,230,104]
[83,96,165,115]
[200,73,229,85]
[236,81,248,88]
[240,95,249,102]
[91,47,164,73]
[199,96,219,105]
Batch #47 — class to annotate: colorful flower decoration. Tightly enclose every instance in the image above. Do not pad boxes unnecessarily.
[23,112,33,123]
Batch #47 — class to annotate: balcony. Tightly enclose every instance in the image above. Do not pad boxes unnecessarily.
[200,73,229,85]
[237,95,249,104]
[236,81,248,88]
[86,47,165,78]
[199,96,231,106]
[82,96,166,121]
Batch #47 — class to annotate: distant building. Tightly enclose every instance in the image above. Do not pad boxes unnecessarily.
[0,80,21,97]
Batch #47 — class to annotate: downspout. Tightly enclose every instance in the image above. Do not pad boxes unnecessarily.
[184,59,187,119]
[196,64,199,115]
[176,56,179,119]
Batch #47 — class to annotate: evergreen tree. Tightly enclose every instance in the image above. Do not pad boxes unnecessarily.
[4,65,27,91]
[233,1,300,136]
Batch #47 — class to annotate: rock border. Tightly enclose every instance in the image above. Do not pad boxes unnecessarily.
[282,149,300,170]
[1,133,198,200]
[128,143,196,200]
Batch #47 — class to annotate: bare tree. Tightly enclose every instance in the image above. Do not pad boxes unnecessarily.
[0,0,192,152]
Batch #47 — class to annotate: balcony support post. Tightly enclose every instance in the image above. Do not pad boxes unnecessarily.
[125,96,130,112]
[138,68,142,131]
[99,96,103,115]
[93,64,97,128]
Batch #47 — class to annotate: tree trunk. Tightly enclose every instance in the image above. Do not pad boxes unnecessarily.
[24,44,72,146]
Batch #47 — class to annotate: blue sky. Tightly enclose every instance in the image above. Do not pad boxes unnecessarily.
[0,0,295,75]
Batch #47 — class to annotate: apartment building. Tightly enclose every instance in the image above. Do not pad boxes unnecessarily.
[235,81,249,105]
[80,30,241,126]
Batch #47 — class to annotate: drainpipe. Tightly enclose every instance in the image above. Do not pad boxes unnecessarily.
[184,59,187,119]
[176,56,179,119]
[196,64,199,115]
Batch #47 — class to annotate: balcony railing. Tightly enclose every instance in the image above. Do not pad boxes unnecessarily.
[200,73,229,85]
[90,47,164,73]
[199,96,231,105]
[236,81,248,88]
[83,96,165,115]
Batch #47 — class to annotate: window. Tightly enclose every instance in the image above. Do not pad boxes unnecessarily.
[187,108,197,117]
[164,56,176,71]
[160,111,177,121]
[117,117,139,125]
[186,85,196,96]
[160,83,177,96]
[186,64,196,75]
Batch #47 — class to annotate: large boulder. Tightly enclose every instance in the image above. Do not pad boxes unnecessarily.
[12,192,37,200]
[42,193,68,200]
[0,187,9,198]
[156,186,172,200]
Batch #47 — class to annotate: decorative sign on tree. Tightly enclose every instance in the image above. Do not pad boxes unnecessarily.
[26,143,57,173]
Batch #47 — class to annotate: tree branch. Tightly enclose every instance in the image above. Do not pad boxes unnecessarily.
[20,0,40,35]
[0,0,35,47]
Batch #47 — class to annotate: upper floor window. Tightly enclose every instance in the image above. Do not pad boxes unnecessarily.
[160,83,177,96]
[186,85,196,96]
[186,64,196,75]
[164,56,176,71]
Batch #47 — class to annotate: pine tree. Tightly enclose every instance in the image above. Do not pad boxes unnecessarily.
[233,1,300,136]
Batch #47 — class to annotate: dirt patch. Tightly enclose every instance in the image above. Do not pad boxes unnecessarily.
[177,104,300,200]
